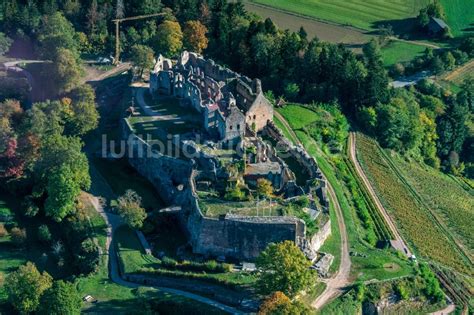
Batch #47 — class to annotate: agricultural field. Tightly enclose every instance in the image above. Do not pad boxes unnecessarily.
[442,59,474,86]
[440,0,474,37]
[249,0,429,31]
[381,40,426,67]
[355,133,473,276]
[243,1,371,47]
[391,155,474,254]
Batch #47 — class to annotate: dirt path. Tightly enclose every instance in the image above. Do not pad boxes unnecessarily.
[311,180,351,309]
[389,37,441,49]
[273,110,352,309]
[87,165,244,314]
[348,132,412,257]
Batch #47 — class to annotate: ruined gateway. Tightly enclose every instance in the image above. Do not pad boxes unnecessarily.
[122,52,331,261]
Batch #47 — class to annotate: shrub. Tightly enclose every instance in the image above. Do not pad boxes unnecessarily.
[0,223,8,237]
[22,197,39,217]
[161,257,178,268]
[37,225,52,243]
[10,227,27,245]
[205,260,218,271]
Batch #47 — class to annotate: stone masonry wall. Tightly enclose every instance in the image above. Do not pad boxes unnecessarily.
[122,119,308,260]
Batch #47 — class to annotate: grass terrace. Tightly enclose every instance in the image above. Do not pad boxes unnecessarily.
[92,157,165,211]
[128,93,202,142]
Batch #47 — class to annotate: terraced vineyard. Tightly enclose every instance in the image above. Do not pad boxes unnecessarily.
[392,155,474,255]
[250,0,429,30]
[356,133,472,276]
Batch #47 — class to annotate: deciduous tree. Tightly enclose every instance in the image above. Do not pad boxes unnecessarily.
[5,262,53,314]
[154,20,183,57]
[183,20,208,54]
[39,280,81,315]
[130,44,155,77]
[117,190,147,229]
[256,241,316,297]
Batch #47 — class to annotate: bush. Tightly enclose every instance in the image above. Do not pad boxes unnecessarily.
[161,257,178,268]
[0,223,8,237]
[37,225,52,243]
[22,197,39,217]
[10,227,27,245]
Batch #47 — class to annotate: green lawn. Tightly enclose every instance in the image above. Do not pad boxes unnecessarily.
[251,0,429,30]
[77,203,223,314]
[115,225,160,274]
[318,202,342,274]
[277,104,320,130]
[381,40,426,67]
[273,113,298,145]
[440,0,474,37]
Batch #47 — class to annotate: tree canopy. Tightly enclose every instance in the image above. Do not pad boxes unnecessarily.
[5,262,53,314]
[39,280,82,315]
[256,241,316,297]
[154,20,183,57]
[117,190,147,229]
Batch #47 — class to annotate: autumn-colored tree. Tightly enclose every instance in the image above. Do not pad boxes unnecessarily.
[258,291,310,315]
[183,20,209,54]
[257,178,273,198]
[258,291,292,314]
[154,20,183,57]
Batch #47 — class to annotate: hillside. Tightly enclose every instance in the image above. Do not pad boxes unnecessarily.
[355,133,473,276]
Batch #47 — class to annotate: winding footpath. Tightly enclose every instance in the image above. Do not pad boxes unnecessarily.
[87,166,244,314]
[273,111,352,309]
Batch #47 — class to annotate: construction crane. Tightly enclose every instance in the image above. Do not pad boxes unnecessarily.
[112,12,165,65]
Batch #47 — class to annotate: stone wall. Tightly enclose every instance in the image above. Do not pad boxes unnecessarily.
[122,120,309,260]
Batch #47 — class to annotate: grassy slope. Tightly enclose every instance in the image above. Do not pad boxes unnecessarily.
[381,41,426,66]
[115,225,160,274]
[296,131,413,281]
[251,0,428,30]
[276,103,414,282]
[440,0,474,37]
[355,133,472,276]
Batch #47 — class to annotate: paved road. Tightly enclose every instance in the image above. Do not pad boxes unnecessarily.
[348,132,412,257]
[272,110,352,309]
